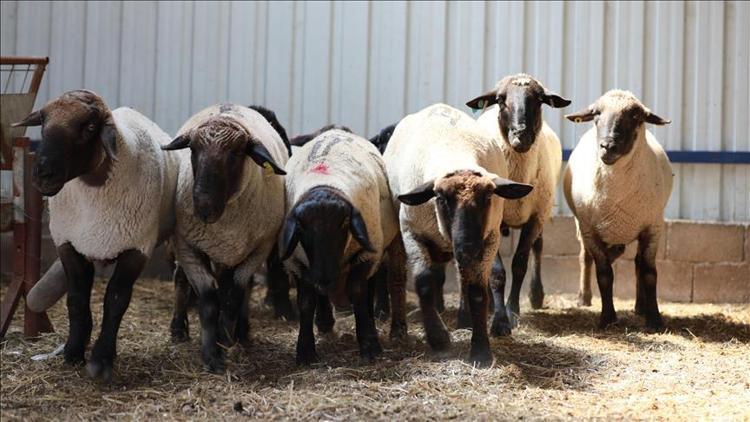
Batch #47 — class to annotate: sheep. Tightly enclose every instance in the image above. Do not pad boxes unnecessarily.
[383,103,533,366]
[12,89,180,382]
[280,126,403,364]
[161,103,288,373]
[289,124,353,147]
[466,73,570,335]
[563,89,673,330]
[369,122,398,154]
[169,105,297,336]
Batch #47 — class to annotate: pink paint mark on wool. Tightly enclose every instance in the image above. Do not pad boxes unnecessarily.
[310,163,330,175]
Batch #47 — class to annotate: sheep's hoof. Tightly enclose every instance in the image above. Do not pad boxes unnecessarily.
[273,300,298,322]
[426,326,451,351]
[456,307,472,330]
[577,292,592,307]
[63,346,85,366]
[644,314,665,332]
[374,304,390,322]
[86,359,113,383]
[389,321,408,340]
[490,315,512,337]
[506,309,520,329]
[468,344,493,368]
[598,313,618,329]
[170,328,190,343]
[359,339,383,362]
[296,348,319,366]
[528,286,545,310]
[204,358,227,374]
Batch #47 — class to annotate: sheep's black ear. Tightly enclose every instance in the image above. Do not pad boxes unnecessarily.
[644,111,671,126]
[565,106,597,123]
[12,110,43,127]
[100,121,119,161]
[280,214,300,261]
[247,141,286,175]
[290,133,316,147]
[162,135,191,151]
[542,90,571,108]
[466,89,498,110]
[350,206,375,252]
[398,180,436,206]
[492,177,533,199]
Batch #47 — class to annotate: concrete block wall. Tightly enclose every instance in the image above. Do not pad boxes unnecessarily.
[1,213,748,304]
[465,216,748,304]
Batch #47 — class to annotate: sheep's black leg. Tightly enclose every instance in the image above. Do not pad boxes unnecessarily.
[386,235,408,339]
[217,268,244,348]
[87,249,146,382]
[584,236,617,329]
[235,288,251,349]
[415,264,451,351]
[347,261,381,361]
[637,230,663,331]
[197,286,225,373]
[58,243,94,366]
[296,275,318,365]
[435,272,446,314]
[577,247,593,306]
[371,264,390,321]
[315,293,335,334]
[265,245,297,321]
[634,252,646,316]
[528,234,545,309]
[170,265,192,342]
[467,282,492,366]
[507,218,543,327]
[490,253,511,336]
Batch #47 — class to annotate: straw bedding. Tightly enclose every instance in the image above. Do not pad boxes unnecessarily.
[1,277,748,420]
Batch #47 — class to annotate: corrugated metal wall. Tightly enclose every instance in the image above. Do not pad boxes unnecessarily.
[1,1,748,221]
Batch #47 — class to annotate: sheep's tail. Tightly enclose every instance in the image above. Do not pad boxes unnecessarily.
[290,124,353,147]
[248,105,291,156]
[368,122,398,154]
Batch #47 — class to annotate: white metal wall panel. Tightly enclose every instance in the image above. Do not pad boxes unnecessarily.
[1,0,748,221]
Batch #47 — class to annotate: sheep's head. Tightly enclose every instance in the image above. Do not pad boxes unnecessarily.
[280,187,374,293]
[566,90,671,165]
[162,116,285,224]
[467,74,570,153]
[12,90,118,196]
[398,170,532,264]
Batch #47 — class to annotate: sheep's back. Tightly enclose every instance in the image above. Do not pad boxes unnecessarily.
[48,107,171,260]
[285,129,397,273]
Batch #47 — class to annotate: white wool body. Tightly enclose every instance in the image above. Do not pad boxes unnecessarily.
[564,125,673,246]
[384,103,507,274]
[283,129,398,280]
[48,107,179,260]
[477,106,562,227]
[173,104,288,289]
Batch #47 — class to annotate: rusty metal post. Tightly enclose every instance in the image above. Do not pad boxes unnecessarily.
[23,148,52,337]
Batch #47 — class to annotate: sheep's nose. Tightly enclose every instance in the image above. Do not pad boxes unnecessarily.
[511,125,526,136]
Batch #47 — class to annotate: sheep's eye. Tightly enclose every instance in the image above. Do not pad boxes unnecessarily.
[86,123,97,133]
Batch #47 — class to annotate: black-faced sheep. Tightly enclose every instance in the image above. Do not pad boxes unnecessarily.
[13,89,180,382]
[384,104,532,366]
[564,90,673,330]
[162,103,287,373]
[467,73,570,334]
[280,126,402,364]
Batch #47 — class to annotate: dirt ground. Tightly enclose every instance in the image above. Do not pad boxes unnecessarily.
[1,278,749,421]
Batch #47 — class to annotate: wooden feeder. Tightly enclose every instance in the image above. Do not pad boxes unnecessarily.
[0,56,53,338]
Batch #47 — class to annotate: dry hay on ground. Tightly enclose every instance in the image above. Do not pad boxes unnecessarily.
[1,278,749,420]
